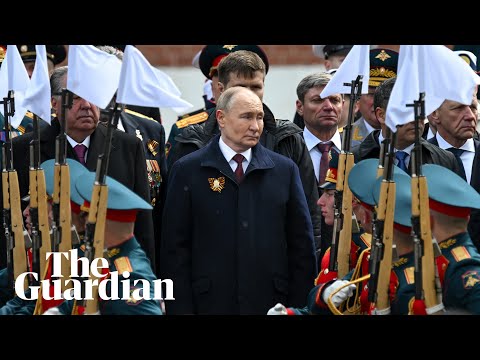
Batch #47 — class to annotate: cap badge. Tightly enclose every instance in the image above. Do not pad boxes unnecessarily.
[223,45,237,51]
[208,176,225,193]
[375,50,391,62]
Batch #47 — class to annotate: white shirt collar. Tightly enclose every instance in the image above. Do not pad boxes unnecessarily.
[303,126,342,151]
[218,136,252,164]
[66,134,91,149]
[363,119,376,134]
[436,132,475,153]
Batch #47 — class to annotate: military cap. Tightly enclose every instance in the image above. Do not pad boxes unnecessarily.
[372,171,412,230]
[17,45,67,65]
[319,149,340,190]
[76,172,152,222]
[41,159,88,213]
[454,50,477,72]
[312,45,354,60]
[198,45,269,79]
[348,159,408,209]
[423,164,480,218]
[368,48,399,88]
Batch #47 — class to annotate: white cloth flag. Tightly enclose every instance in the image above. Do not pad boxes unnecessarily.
[67,45,122,109]
[21,45,52,124]
[0,45,30,128]
[117,45,193,113]
[321,45,370,98]
[386,45,480,132]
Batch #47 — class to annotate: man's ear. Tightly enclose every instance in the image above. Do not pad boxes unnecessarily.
[375,107,386,125]
[295,99,303,116]
[216,109,225,129]
[218,82,225,94]
[51,96,58,109]
[430,109,441,125]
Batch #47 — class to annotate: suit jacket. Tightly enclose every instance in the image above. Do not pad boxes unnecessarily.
[4,118,155,270]
[429,136,480,250]
[353,130,462,176]
[120,109,167,275]
[161,134,317,314]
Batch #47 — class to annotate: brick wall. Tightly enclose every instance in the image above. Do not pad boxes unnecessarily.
[138,45,325,67]
[58,45,455,68]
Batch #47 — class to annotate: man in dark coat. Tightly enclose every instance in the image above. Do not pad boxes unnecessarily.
[161,87,316,314]
[352,77,462,177]
[427,92,480,251]
[169,49,322,260]
[6,66,156,271]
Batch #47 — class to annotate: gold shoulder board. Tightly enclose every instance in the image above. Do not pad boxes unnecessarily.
[177,111,209,129]
[124,108,156,122]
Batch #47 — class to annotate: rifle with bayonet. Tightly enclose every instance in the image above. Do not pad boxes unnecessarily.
[1,91,31,291]
[51,89,74,290]
[71,102,122,315]
[28,112,50,288]
[329,75,363,278]
[408,93,444,315]
[368,128,396,315]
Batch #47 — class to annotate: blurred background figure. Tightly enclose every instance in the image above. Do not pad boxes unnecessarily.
[312,45,354,71]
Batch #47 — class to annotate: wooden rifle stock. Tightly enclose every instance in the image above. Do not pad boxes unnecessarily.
[28,168,50,282]
[85,182,108,314]
[2,94,29,290]
[335,152,354,277]
[369,129,396,314]
[328,76,363,277]
[72,103,120,315]
[371,179,395,313]
[2,170,29,289]
[408,93,444,315]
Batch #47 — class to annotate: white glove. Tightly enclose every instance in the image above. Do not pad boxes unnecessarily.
[322,280,356,308]
[267,303,288,315]
[43,307,63,315]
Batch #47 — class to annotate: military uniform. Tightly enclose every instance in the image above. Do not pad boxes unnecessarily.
[52,237,162,315]
[43,170,163,315]
[423,164,480,314]
[306,159,413,315]
[166,107,213,168]
[0,159,88,315]
[121,108,166,207]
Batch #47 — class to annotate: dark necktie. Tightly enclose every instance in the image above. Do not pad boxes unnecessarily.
[317,141,333,185]
[447,147,467,181]
[74,144,88,166]
[395,150,409,173]
[233,154,245,183]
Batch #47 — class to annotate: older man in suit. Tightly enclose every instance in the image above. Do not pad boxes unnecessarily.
[428,92,480,251]
[8,66,156,271]
[161,87,316,314]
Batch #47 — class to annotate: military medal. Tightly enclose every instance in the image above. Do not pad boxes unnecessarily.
[208,177,225,193]
[147,139,159,156]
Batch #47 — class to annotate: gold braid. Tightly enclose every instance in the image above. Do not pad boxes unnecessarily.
[327,247,371,315]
